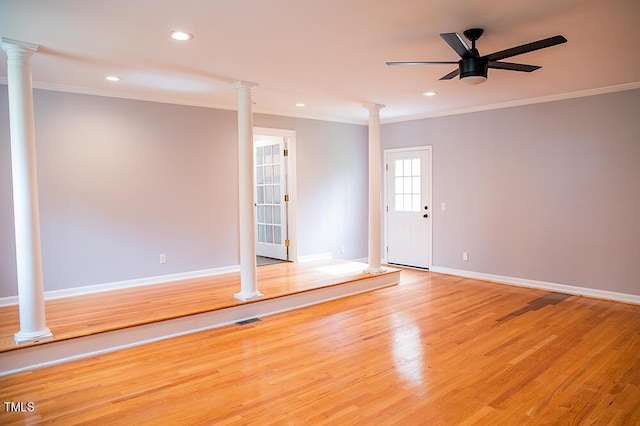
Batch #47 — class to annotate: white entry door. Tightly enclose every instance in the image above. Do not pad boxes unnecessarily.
[385,147,432,268]
[254,135,289,260]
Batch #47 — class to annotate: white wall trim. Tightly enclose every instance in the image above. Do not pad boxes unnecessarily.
[298,252,334,262]
[382,82,640,124]
[0,265,241,307]
[430,266,640,305]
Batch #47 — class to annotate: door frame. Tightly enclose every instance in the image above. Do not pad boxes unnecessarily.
[253,127,298,262]
[383,146,433,268]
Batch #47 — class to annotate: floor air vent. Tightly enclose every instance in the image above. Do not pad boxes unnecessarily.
[236,317,261,325]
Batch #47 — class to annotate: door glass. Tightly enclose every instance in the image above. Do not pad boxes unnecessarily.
[394,158,420,212]
[256,141,284,244]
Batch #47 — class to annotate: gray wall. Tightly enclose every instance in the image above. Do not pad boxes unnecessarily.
[0,86,368,297]
[382,89,640,296]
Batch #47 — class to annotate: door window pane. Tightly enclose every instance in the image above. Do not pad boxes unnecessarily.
[395,159,403,176]
[256,166,264,184]
[265,166,272,184]
[274,207,281,225]
[264,145,272,165]
[274,226,282,244]
[274,184,281,204]
[256,146,264,166]
[265,185,272,204]
[394,157,421,212]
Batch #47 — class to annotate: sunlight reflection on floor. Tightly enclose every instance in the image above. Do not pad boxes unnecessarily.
[392,312,424,386]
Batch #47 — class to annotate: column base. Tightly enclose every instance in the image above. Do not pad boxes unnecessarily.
[14,328,53,346]
[234,291,264,302]
[363,267,387,275]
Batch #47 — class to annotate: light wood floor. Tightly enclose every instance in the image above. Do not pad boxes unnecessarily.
[1,268,639,425]
[0,259,390,353]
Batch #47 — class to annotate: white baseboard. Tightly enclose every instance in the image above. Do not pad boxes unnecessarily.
[0,265,241,307]
[298,252,334,262]
[430,266,640,305]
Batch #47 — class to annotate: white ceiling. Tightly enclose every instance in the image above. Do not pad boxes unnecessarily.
[1,0,639,124]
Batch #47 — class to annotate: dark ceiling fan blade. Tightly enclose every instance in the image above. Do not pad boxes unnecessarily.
[440,69,460,80]
[486,35,567,62]
[386,61,458,66]
[488,61,541,72]
[440,33,474,58]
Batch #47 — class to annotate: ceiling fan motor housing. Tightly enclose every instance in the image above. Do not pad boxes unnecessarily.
[460,57,488,79]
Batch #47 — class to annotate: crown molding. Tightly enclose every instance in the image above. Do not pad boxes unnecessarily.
[1,78,638,126]
[382,81,640,124]
[0,78,367,125]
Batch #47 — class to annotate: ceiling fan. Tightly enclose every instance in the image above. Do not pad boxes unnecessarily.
[386,28,567,84]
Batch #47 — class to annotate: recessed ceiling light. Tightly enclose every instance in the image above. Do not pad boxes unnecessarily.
[423,91,436,97]
[295,103,305,107]
[105,76,120,82]
[171,31,193,41]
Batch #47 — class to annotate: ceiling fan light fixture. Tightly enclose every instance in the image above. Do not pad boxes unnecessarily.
[460,75,487,85]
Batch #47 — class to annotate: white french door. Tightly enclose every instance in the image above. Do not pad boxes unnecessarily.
[254,133,289,260]
[385,147,432,269]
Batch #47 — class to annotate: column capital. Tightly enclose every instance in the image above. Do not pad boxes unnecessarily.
[232,80,259,90]
[363,103,385,114]
[1,38,39,61]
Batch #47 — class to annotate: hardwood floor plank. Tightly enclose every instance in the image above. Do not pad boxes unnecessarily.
[0,268,638,424]
[0,260,394,353]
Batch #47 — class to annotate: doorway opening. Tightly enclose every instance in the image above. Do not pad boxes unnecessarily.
[253,127,297,266]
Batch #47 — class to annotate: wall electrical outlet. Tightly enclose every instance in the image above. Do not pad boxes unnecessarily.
[340,245,345,254]
[441,202,446,211]
[463,252,469,261]
[159,253,167,264]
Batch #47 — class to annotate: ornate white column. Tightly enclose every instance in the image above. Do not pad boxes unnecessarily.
[364,103,385,274]
[233,81,263,301]
[2,38,53,344]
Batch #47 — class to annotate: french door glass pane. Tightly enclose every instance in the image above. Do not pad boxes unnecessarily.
[264,145,272,165]
[274,206,281,225]
[274,184,281,204]
[255,141,286,248]
[265,185,272,204]
[273,145,280,164]
[274,226,282,244]
[265,166,272,184]
[257,186,264,204]
[257,166,264,184]
[256,147,264,166]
